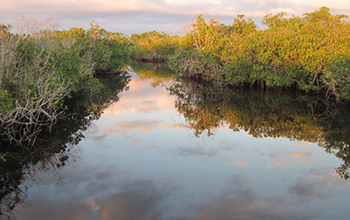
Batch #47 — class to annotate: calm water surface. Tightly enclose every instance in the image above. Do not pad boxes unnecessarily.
[1,65,350,220]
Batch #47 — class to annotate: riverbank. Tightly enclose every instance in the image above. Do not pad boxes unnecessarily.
[0,21,130,146]
[166,7,350,101]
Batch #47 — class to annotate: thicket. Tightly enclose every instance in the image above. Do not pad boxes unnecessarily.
[0,20,129,146]
[168,7,350,100]
[129,31,180,62]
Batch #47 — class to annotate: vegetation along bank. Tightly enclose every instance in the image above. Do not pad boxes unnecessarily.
[1,6,350,146]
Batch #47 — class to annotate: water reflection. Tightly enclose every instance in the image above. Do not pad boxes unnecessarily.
[8,178,176,220]
[0,74,130,218]
[131,62,176,88]
[180,174,318,220]
[1,65,350,220]
[168,80,350,179]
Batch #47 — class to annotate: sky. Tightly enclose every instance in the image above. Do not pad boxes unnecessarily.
[0,0,349,35]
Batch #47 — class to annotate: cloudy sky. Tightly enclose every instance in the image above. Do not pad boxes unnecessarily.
[0,0,349,34]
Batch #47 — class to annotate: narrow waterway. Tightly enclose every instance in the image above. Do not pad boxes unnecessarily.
[1,65,350,220]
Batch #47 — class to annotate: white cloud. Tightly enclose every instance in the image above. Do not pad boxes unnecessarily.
[0,0,349,34]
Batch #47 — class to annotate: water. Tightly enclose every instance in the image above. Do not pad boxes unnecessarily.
[1,64,350,220]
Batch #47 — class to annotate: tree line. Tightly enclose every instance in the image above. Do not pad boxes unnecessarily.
[1,6,350,146]
[169,7,350,101]
[130,7,350,100]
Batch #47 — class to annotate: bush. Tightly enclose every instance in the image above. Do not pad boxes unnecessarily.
[0,18,134,145]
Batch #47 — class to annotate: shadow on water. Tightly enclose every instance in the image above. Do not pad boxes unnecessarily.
[168,78,350,180]
[0,74,130,218]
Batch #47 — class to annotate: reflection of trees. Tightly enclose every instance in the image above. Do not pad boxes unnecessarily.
[317,106,350,180]
[131,62,175,87]
[169,79,350,179]
[0,74,130,217]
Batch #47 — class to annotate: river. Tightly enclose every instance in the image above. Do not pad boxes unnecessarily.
[1,64,350,220]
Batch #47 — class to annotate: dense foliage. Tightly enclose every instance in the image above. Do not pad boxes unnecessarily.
[130,31,180,62]
[0,20,130,146]
[168,7,350,100]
